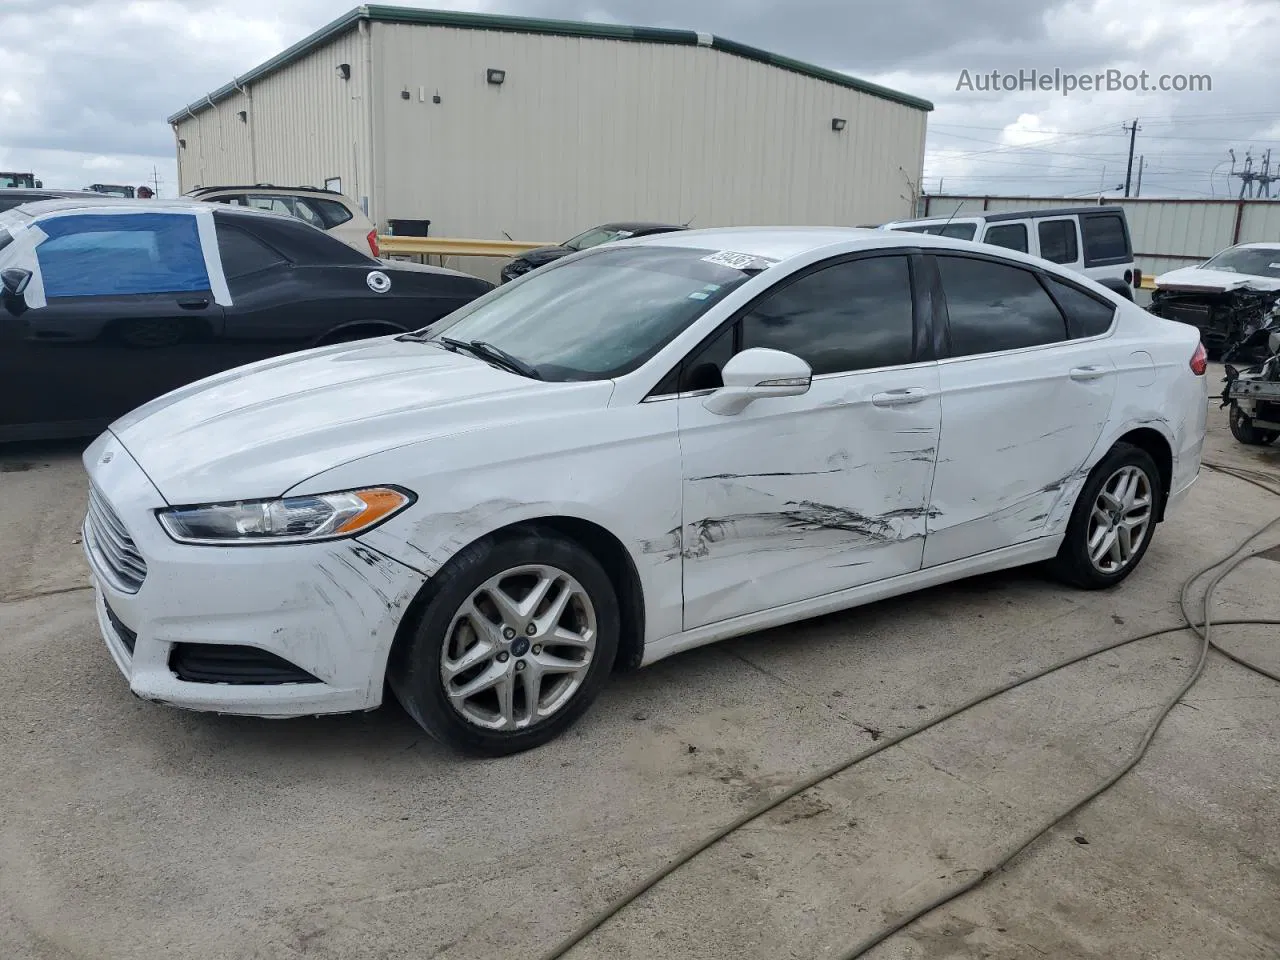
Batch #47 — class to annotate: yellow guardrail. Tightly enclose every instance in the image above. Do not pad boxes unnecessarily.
[378,236,553,258]
[1139,274,1156,290]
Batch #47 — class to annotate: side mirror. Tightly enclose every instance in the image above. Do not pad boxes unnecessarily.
[1,267,32,298]
[702,347,812,416]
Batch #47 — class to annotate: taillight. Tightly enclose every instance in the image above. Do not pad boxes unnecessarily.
[367,230,380,257]
[1190,342,1208,376]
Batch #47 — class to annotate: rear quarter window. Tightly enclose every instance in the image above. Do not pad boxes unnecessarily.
[1043,275,1116,338]
[309,198,354,228]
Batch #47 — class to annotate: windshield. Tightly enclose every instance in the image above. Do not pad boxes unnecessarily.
[424,246,755,381]
[1201,247,1280,279]
[893,222,978,241]
[563,227,633,251]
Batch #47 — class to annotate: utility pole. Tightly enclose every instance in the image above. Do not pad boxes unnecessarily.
[1135,155,1144,198]
[1122,119,1141,197]
[150,165,162,198]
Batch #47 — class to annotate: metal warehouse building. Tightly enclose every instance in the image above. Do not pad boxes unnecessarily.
[169,5,932,243]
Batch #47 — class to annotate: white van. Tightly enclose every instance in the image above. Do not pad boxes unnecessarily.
[883,205,1140,299]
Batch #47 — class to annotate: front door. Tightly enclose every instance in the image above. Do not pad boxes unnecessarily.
[923,253,1117,567]
[674,253,942,630]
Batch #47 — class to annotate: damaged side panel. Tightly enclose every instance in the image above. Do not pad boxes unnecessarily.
[925,344,1117,567]
[675,363,943,630]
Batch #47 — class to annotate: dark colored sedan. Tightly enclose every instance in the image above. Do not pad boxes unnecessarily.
[499,221,685,283]
[0,199,492,441]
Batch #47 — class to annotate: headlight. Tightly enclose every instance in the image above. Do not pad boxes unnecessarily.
[156,486,415,545]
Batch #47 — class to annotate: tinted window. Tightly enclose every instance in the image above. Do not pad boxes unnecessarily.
[936,256,1067,356]
[310,198,354,228]
[984,223,1028,253]
[36,213,210,298]
[1082,214,1129,263]
[1038,219,1079,264]
[217,225,287,279]
[739,256,914,375]
[246,195,295,217]
[1044,276,1115,338]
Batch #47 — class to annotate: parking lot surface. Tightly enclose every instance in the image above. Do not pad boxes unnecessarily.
[2,369,1278,960]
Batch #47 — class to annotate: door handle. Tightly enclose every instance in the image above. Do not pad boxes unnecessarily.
[871,387,930,408]
[177,297,210,310]
[1069,365,1107,382]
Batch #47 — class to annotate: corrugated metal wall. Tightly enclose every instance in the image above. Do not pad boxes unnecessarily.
[174,28,371,202]
[370,24,927,241]
[920,195,1280,278]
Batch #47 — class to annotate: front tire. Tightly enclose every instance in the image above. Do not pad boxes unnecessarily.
[388,529,619,756]
[1048,443,1162,589]
[1229,404,1279,446]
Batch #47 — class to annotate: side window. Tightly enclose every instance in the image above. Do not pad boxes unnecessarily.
[935,255,1067,357]
[289,198,326,229]
[739,255,915,375]
[1043,275,1115,338]
[983,223,1028,253]
[1037,219,1080,264]
[310,198,354,228]
[216,225,288,280]
[35,213,210,298]
[678,324,736,392]
[211,194,247,207]
[1082,214,1130,265]
[246,195,296,217]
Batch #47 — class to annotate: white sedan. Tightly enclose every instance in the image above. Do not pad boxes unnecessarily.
[83,227,1208,755]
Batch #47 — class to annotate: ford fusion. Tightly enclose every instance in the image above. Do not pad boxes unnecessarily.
[83,226,1208,755]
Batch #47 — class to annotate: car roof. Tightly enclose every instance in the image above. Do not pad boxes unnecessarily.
[186,184,347,197]
[889,204,1126,227]
[1231,242,1280,251]
[15,197,303,222]
[622,224,1101,274]
[0,188,97,198]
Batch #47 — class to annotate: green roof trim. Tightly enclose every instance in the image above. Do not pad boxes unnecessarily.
[167,4,933,124]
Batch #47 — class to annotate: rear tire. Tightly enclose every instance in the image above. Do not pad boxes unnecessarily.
[387,529,619,756]
[1048,443,1162,589]
[1229,404,1279,446]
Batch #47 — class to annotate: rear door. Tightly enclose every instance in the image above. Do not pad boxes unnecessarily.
[923,253,1117,567]
[0,211,226,437]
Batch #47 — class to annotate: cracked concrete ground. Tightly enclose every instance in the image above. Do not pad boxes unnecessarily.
[1,368,1278,960]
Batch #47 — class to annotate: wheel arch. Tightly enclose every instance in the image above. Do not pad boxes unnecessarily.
[385,514,647,690]
[1111,426,1173,521]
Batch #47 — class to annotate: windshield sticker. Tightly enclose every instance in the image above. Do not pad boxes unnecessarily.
[700,250,764,270]
[688,291,710,300]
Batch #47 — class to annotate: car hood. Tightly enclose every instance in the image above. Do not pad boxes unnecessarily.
[1154,266,1280,293]
[110,338,614,504]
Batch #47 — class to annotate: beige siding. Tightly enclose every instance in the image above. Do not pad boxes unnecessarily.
[370,24,927,239]
[174,28,371,204]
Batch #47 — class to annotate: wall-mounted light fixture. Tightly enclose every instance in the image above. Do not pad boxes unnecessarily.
[178,138,187,149]
[831,117,847,131]
[400,89,411,100]
[237,110,247,123]
[432,90,442,104]
[336,63,351,81]
[486,68,506,85]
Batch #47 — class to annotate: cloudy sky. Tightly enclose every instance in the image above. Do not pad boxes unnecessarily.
[4,0,1278,200]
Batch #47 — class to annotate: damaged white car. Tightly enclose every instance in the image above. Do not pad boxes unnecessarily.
[83,227,1208,755]
[1149,243,1280,359]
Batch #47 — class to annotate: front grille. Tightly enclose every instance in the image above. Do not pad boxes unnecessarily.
[104,602,137,655]
[85,485,147,593]
[169,644,322,685]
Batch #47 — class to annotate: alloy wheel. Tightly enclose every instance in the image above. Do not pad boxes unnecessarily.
[1086,465,1153,574]
[439,564,597,730]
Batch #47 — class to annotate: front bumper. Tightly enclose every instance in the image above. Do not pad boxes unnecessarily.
[82,432,429,718]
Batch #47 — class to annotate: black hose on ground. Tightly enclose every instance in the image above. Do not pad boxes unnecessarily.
[539,459,1280,960]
